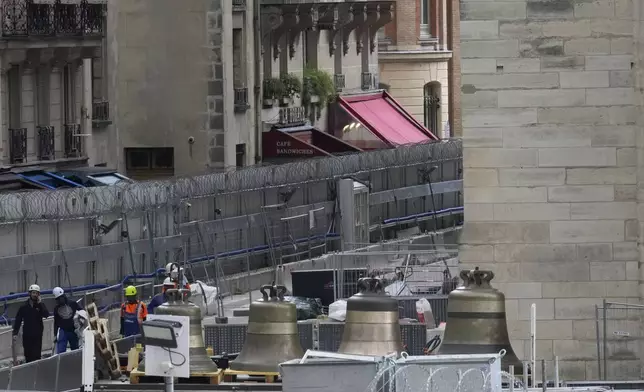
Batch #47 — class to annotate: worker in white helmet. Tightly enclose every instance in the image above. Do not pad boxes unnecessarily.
[73,310,89,349]
[52,287,83,354]
[12,284,49,363]
[148,278,176,314]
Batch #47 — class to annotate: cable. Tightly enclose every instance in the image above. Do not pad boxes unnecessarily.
[164,347,186,367]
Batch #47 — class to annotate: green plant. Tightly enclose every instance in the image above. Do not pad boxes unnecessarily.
[263,77,284,100]
[280,73,302,99]
[302,68,336,106]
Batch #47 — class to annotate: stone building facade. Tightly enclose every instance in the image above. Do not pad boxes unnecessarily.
[378,0,460,137]
[460,0,642,381]
[105,0,393,179]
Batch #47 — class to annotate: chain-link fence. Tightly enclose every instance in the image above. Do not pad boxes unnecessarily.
[595,300,644,380]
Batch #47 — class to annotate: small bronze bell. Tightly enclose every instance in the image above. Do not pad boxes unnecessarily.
[438,267,523,374]
[229,284,304,372]
[338,277,404,356]
[137,289,218,375]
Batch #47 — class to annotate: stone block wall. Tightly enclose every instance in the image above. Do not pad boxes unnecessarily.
[460,0,641,381]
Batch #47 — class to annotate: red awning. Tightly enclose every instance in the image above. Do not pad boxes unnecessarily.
[262,126,362,160]
[337,91,438,147]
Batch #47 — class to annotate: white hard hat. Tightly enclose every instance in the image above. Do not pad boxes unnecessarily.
[76,310,88,320]
[28,284,40,293]
[163,277,175,286]
[53,287,64,298]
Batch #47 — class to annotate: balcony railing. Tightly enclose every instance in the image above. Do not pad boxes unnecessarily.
[278,107,306,126]
[1,0,105,38]
[92,100,110,127]
[234,88,250,113]
[9,128,27,164]
[232,0,246,11]
[334,74,345,92]
[361,72,373,91]
[37,125,55,161]
[64,123,82,158]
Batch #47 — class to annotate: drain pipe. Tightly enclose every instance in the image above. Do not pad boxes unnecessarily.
[253,0,262,164]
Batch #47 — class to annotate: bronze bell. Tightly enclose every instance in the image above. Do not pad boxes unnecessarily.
[338,277,404,356]
[229,284,304,372]
[438,267,523,374]
[137,289,218,375]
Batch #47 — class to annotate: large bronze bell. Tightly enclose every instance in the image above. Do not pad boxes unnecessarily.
[138,289,218,374]
[229,284,304,372]
[338,277,404,356]
[438,267,523,374]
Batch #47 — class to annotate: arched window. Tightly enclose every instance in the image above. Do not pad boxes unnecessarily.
[423,82,441,135]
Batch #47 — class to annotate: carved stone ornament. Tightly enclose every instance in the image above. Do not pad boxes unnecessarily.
[342,4,367,56]
[317,4,338,31]
[271,5,300,61]
[260,6,283,57]
[369,2,395,54]
[287,4,319,59]
[328,3,353,57]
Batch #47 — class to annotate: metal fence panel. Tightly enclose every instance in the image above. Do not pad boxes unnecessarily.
[0,367,10,390]
[596,301,644,380]
[55,350,82,392]
[33,355,58,392]
[7,361,36,390]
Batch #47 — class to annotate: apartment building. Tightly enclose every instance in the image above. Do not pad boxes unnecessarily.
[105,0,434,179]
[378,0,461,137]
[0,0,108,171]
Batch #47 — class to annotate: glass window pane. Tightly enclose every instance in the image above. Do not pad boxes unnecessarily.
[421,0,429,25]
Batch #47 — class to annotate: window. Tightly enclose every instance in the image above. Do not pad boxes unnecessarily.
[236,144,245,168]
[232,28,245,88]
[7,66,20,129]
[420,0,431,39]
[423,82,441,135]
[125,147,175,179]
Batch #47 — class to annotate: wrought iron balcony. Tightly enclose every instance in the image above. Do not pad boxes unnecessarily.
[92,100,111,127]
[9,128,27,164]
[232,0,246,11]
[64,123,82,158]
[234,88,250,113]
[361,72,373,91]
[334,74,345,92]
[2,0,105,38]
[278,106,306,126]
[37,125,55,160]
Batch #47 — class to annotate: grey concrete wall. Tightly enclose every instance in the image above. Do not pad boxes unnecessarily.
[459,0,639,381]
[106,0,221,175]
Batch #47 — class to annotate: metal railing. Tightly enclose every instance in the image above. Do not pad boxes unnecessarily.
[92,100,109,122]
[234,87,249,113]
[232,0,246,10]
[1,0,105,38]
[63,123,82,158]
[334,74,345,92]
[595,300,644,380]
[361,72,373,90]
[37,125,55,160]
[278,106,306,125]
[9,127,27,164]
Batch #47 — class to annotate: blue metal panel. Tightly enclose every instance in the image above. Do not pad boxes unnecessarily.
[16,174,55,190]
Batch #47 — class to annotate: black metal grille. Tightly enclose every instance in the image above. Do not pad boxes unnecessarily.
[9,128,27,164]
[232,0,246,10]
[234,88,249,113]
[63,123,81,158]
[92,100,109,121]
[334,74,345,92]
[361,72,373,91]
[37,125,55,161]
[1,0,105,38]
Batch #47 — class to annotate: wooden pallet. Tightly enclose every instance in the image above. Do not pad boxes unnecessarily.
[129,369,223,385]
[222,369,281,384]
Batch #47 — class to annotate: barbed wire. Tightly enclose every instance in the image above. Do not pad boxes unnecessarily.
[0,139,462,224]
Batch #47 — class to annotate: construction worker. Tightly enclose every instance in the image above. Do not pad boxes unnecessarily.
[120,285,147,337]
[52,287,82,354]
[73,310,89,349]
[166,263,190,290]
[12,284,49,363]
[148,278,175,314]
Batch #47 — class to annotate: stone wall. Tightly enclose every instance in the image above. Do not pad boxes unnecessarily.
[459,0,640,380]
